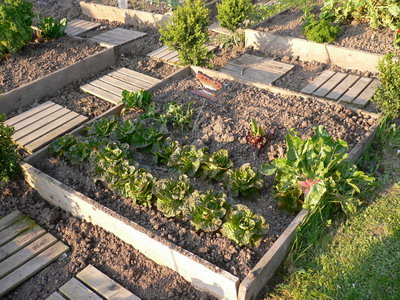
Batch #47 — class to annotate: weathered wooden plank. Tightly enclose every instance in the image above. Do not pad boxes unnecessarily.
[147,45,169,59]
[313,72,348,98]
[0,241,69,296]
[0,233,57,279]
[90,29,146,47]
[77,265,140,300]
[89,79,125,97]
[67,20,101,36]
[46,292,67,300]
[110,72,154,89]
[24,115,88,152]
[301,70,336,95]
[326,74,360,100]
[0,225,46,262]
[0,211,23,232]
[0,218,35,247]
[59,278,102,300]
[233,54,293,72]
[220,64,280,85]
[339,77,373,103]
[108,27,146,39]
[353,79,380,106]
[98,75,142,93]
[81,84,122,104]
[159,50,180,62]
[4,102,57,127]
[116,68,161,85]
[238,209,308,300]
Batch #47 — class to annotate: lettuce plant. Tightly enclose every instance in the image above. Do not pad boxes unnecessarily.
[160,101,194,131]
[224,163,264,197]
[110,119,137,144]
[49,134,78,158]
[121,89,152,112]
[154,174,193,217]
[168,145,208,176]
[128,123,163,150]
[87,116,117,137]
[221,204,269,247]
[260,126,374,214]
[202,149,233,181]
[184,190,229,232]
[124,168,155,206]
[152,137,180,164]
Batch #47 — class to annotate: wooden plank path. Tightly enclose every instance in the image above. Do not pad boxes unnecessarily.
[90,28,147,48]
[147,44,218,65]
[219,53,294,85]
[47,265,141,300]
[0,211,69,297]
[301,71,379,106]
[81,68,161,104]
[4,101,88,153]
[66,19,101,36]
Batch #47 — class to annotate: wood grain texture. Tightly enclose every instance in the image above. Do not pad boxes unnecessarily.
[0,218,35,247]
[0,211,23,232]
[59,278,102,300]
[46,292,67,300]
[326,74,360,100]
[313,72,348,98]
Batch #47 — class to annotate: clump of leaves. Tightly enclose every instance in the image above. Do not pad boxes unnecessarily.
[37,15,67,40]
[303,14,342,43]
[159,0,211,66]
[152,137,180,165]
[168,145,208,176]
[202,149,233,181]
[260,126,374,214]
[0,0,33,60]
[123,168,155,206]
[160,101,194,131]
[217,0,253,34]
[121,90,152,112]
[184,190,230,232]
[127,123,164,151]
[372,53,400,119]
[87,116,118,137]
[49,134,78,158]
[221,204,269,247]
[0,114,21,182]
[154,174,193,217]
[224,163,264,197]
[245,119,274,151]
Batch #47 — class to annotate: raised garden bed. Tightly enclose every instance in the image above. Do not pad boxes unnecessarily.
[80,0,218,29]
[0,36,115,115]
[21,66,378,299]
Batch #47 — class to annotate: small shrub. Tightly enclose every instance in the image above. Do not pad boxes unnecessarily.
[37,15,67,40]
[0,0,34,59]
[0,114,21,182]
[303,15,342,43]
[217,0,253,33]
[372,53,400,118]
[159,0,211,66]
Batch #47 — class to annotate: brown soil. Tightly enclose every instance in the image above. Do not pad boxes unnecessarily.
[0,36,104,93]
[257,7,396,55]
[0,180,214,300]
[33,75,376,280]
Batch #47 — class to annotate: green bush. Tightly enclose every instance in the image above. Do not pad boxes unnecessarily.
[372,53,400,118]
[0,114,21,182]
[0,0,33,59]
[159,0,211,66]
[303,15,342,43]
[217,0,253,33]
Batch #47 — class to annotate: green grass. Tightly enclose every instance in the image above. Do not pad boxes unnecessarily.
[271,119,400,299]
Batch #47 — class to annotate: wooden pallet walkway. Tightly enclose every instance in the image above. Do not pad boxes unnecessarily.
[90,28,147,48]
[4,101,88,153]
[0,211,69,297]
[47,265,141,300]
[81,68,161,104]
[66,19,101,36]
[219,53,294,85]
[147,44,218,65]
[301,70,379,106]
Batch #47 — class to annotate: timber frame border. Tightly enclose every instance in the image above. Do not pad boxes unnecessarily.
[22,66,379,300]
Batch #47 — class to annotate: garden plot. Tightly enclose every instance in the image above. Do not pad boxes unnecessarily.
[22,66,378,299]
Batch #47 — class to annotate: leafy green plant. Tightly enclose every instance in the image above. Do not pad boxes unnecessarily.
[121,90,153,112]
[0,0,33,59]
[0,114,21,182]
[122,168,155,206]
[220,204,269,247]
[245,119,273,151]
[202,149,233,180]
[372,53,400,119]
[87,116,118,137]
[249,0,285,26]
[159,0,211,66]
[168,145,208,176]
[127,123,164,150]
[303,14,342,43]
[184,190,229,232]
[160,101,194,131]
[224,163,264,197]
[154,174,193,217]
[217,0,253,34]
[260,126,374,214]
[37,15,67,40]
[49,134,78,158]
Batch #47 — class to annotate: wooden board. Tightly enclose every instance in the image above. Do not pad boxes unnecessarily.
[313,72,348,98]
[326,74,360,100]
[77,265,140,300]
[0,218,35,246]
[59,278,102,300]
[0,211,23,232]
[301,70,336,95]
[353,79,379,106]
[5,101,88,153]
[219,54,294,85]
[66,19,101,36]
[148,45,217,65]
[90,28,147,47]
[339,77,373,103]
[46,292,66,300]
[81,68,161,104]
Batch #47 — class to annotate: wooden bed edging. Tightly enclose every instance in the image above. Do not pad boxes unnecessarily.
[0,47,116,115]
[244,29,383,73]
[80,1,218,29]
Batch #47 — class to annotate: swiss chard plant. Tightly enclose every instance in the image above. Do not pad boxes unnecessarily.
[224,163,264,197]
[260,126,374,214]
[37,15,67,40]
[121,89,153,112]
[154,174,193,217]
[220,204,269,247]
[168,145,208,176]
[202,149,233,181]
[184,190,230,232]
